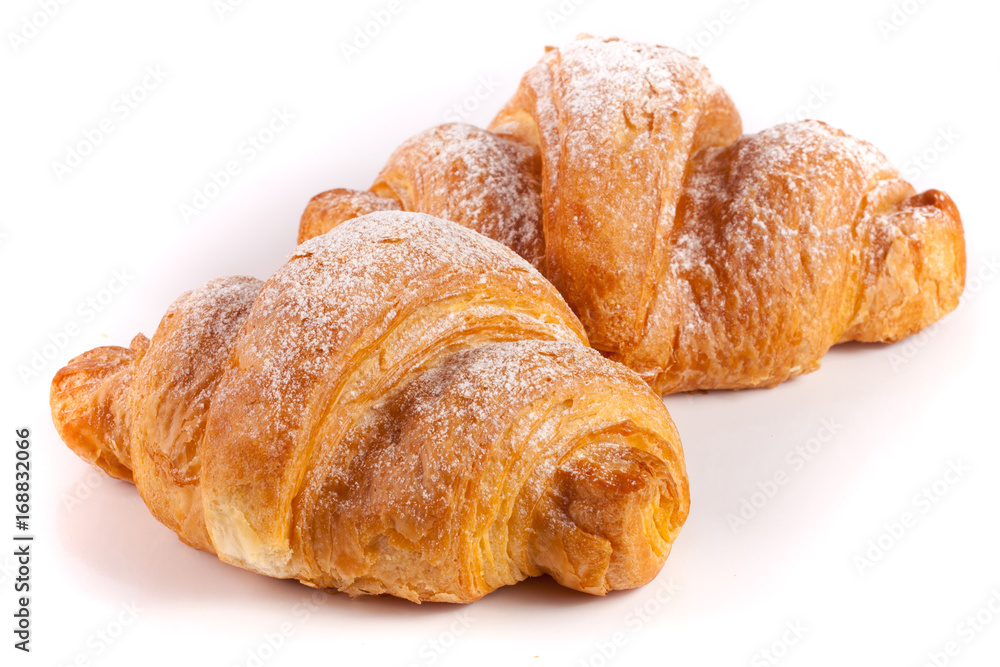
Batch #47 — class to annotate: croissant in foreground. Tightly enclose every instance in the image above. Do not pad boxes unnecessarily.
[300,36,967,394]
[51,212,689,603]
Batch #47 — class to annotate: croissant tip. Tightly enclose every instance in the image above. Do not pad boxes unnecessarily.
[50,343,144,482]
[529,442,686,595]
[906,188,963,228]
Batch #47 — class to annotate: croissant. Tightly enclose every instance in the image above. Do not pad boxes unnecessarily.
[299,36,966,394]
[51,212,689,603]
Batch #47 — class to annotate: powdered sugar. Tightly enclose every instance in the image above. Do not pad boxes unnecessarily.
[638,119,915,391]
[488,36,742,350]
[376,123,545,269]
[213,211,574,448]
[162,276,264,357]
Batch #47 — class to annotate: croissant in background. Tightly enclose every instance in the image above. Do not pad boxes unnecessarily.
[51,212,689,603]
[300,36,967,395]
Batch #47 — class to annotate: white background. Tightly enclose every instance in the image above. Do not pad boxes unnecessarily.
[2,1,999,666]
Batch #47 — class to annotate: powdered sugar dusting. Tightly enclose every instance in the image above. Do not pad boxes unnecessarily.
[375,123,545,269]
[490,36,741,349]
[161,276,264,358]
[131,275,263,490]
[640,120,909,391]
[150,275,264,417]
[310,188,398,212]
[211,211,575,461]
[305,337,676,596]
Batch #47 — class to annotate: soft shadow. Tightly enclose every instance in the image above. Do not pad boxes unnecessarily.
[57,474,286,606]
[478,573,611,608]
[57,473,611,614]
[659,334,957,613]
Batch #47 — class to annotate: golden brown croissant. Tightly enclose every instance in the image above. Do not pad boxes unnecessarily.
[51,212,689,603]
[299,36,966,394]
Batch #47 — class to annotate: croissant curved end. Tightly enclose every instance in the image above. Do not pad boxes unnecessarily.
[529,441,687,595]
[50,334,150,482]
[850,188,967,343]
[901,189,967,313]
